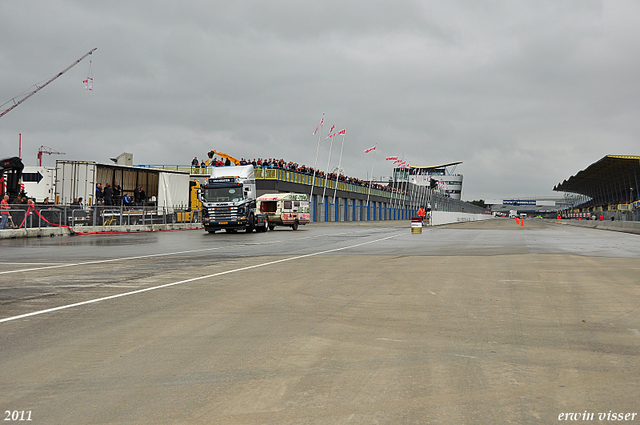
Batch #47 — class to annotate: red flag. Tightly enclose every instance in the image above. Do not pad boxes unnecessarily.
[386,156,398,161]
[337,129,346,136]
[325,124,336,139]
[364,146,376,154]
[313,117,324,135]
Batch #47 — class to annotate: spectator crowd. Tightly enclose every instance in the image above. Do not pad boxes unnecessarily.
[191,155,408,196]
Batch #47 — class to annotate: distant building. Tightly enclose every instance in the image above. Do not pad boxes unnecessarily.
[393,162,463,200]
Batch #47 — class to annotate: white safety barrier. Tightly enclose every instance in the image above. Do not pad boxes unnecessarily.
[430,211,493,226]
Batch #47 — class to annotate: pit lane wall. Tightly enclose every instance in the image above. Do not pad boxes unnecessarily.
[552,219,640,236]
[430,211,494,226]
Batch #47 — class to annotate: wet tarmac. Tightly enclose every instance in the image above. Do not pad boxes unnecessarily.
[1,219,639,424]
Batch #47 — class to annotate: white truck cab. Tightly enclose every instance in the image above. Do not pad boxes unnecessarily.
[198,165,268,233]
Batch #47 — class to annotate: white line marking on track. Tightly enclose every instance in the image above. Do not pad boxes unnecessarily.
[0,232,402,324]
[0,228,383,275]
[0,262,66,266]
[0,246,228,275]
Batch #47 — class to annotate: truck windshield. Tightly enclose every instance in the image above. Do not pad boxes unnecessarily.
[203,186,244,202]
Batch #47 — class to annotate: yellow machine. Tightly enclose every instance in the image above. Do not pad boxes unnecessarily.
[177,180,202,223]
[207,150,241,166]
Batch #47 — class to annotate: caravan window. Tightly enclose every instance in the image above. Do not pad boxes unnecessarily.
[294,201,300,207]
[260,201,277,213]
[284,201,292,209]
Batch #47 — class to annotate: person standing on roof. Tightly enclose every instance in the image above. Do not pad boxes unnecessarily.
[96,183,103,205]
[113,181,122,205]
[103,184,113,206]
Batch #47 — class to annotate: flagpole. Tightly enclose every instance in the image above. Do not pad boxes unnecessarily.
[407,165,414,214]
[389,165,395,211]
[392,161,400,210]
[395,158,402,211]
[366,145,377,207]
[321,122,336,206]
[411,167,418,213]
[387,160,397,211]
[408,165,416,214]
[390,161,398,210]
[309,113,324,206]
[400,157,408,214]
[404,164,410,214]
[332,129,346,204]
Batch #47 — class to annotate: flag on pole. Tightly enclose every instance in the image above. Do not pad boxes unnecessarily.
[313,117,324,135]
[364,145,376,154]
[325,124,336,139]
[337,129,346,136]
[385,156,398,161]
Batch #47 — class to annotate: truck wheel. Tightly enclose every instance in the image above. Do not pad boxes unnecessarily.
[207,230,216,234]
[246,213,255,233]
[268,224,275,231]
[292,220,299,231]
[257,217,268,232]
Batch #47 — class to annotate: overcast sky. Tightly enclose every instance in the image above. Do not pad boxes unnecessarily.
[2,0,639,201]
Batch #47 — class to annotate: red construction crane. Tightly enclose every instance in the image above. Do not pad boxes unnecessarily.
[37,146,66,166]
[0,48,97,119]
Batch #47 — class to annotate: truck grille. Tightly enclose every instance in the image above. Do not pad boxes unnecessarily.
[208,206,239,221]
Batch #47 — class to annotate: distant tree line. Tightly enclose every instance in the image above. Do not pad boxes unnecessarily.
[468,199,488,209]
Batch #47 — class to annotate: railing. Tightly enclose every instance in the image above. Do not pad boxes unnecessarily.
[134,164,488,217]
[1,204,200,230]
[135,164,410,201]
[254,167,409,201]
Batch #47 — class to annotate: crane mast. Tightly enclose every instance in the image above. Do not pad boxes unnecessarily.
[0,48,97,119]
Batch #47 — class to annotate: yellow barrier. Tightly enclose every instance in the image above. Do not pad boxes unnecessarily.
[176,212,193,223]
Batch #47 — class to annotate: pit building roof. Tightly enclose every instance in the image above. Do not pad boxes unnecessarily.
[553,155,640,205]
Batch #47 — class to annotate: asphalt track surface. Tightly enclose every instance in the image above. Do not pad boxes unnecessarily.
[1,219,640,424]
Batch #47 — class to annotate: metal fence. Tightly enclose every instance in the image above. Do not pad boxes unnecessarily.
[2,204,200,230]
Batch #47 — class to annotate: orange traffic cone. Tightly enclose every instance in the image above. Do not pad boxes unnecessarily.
[520,218,524,227]
[515,217,520,225]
